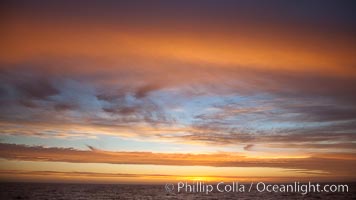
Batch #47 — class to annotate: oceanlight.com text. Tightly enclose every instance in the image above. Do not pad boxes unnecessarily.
[165,181,349,195]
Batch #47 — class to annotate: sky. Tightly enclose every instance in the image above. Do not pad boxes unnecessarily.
[0,0,356,183]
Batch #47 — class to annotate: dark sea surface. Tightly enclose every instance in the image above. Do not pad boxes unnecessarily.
[0,182,355,200]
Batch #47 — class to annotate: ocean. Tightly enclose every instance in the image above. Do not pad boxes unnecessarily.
[0,182,355,200]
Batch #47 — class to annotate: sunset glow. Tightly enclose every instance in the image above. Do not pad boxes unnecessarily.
[0,0,356,185]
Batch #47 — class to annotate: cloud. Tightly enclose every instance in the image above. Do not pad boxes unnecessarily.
[0,143,355,177]
[172,97,356,147]
[97,91,172,128]
[0,70,59,99]
[0,1,355,160]
[135,84,162,99]
[0,170,172,178]
[266,143,356,150]
[282,104,356,122]
[243,144,254,151]
[0,69,173,132]
[174,130,356,148]
[16,78,59,100]
[53,103,77,111]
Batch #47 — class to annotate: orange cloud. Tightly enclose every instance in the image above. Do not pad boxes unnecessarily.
[0,143,355,179]
[1,18,355,78]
